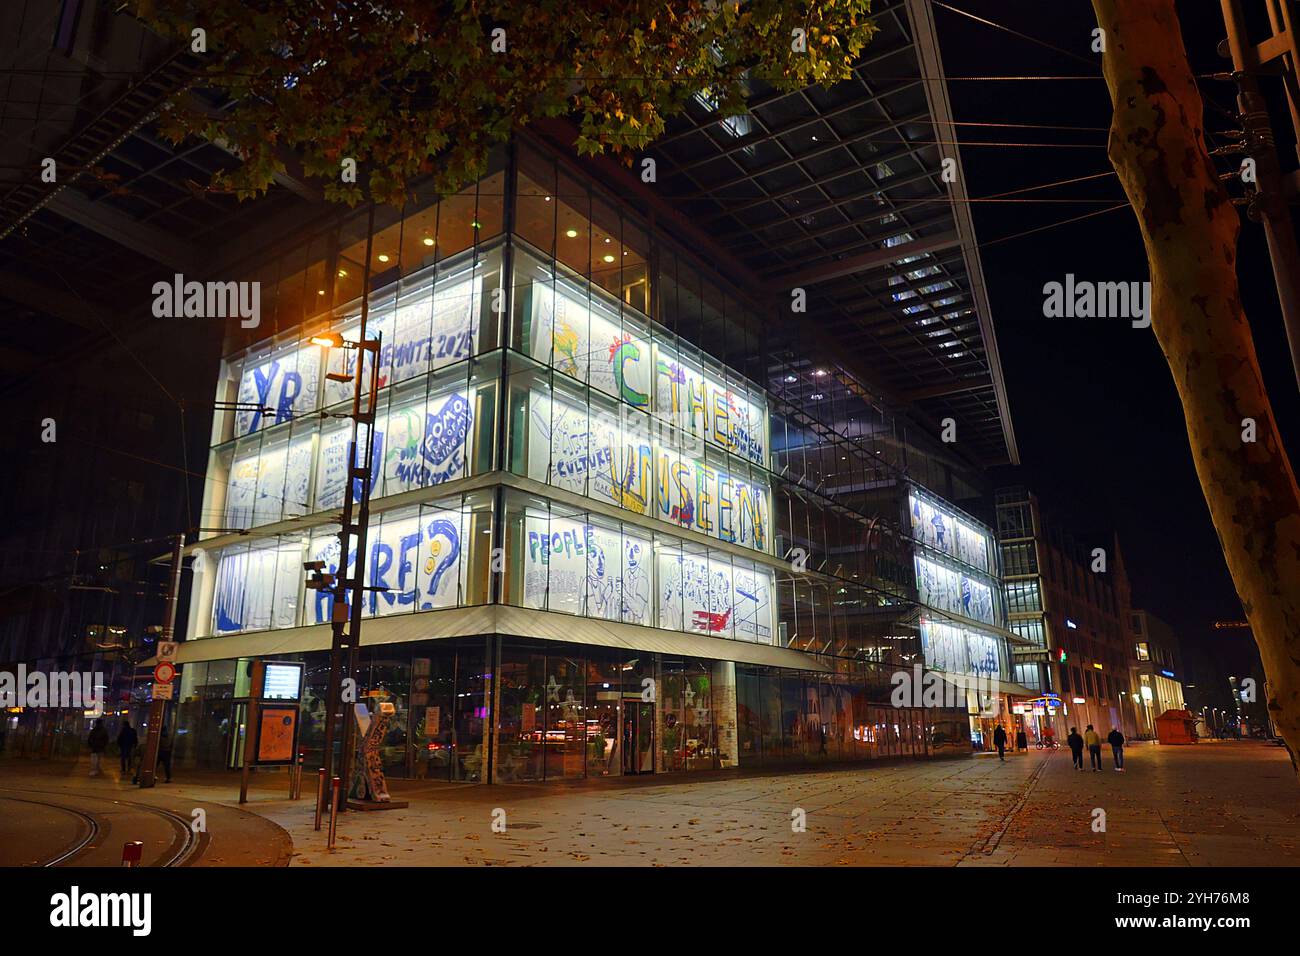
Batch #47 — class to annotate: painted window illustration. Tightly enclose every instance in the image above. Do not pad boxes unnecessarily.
[235,342,322,437]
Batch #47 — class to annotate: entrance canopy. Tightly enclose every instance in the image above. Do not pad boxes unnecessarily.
[152,604,833,674]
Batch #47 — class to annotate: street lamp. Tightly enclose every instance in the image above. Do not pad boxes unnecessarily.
[310,331,344,349]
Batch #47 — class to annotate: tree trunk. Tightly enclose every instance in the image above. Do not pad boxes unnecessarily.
[1091,0,1300,773]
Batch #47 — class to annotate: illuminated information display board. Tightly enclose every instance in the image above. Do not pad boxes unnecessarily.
[261,662,303,701]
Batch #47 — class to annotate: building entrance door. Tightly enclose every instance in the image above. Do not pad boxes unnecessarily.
[622,700,654,774]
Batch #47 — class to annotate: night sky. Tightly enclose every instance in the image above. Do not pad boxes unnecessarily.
[937,1,1300,664]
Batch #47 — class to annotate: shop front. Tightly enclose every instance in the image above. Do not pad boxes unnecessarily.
[168,621,961,783]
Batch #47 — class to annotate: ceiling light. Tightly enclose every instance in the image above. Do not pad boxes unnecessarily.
[337,269,347,277]
[565,228,579,238]
[377,254,390,263]
[422,236,435,246]
[602,254,615,263]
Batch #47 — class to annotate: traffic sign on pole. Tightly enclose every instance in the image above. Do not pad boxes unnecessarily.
[153,661,177,684]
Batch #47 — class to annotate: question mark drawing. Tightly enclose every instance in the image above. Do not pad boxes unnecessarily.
[421,518,461,608]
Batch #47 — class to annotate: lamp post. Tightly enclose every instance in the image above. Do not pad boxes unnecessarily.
[310,204,380,816]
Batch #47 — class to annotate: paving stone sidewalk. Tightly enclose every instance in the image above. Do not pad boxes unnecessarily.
[6,739,1296,866]
[264,739,1300,866]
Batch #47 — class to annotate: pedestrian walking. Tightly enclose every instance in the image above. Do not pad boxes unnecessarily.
[1084,724,1103,771]
[1067,726,1085,769]
[1015,728,1028,752]
[993,724,1007,761]
[87,719,108,777]
[1108,727,1126,771]
[116,719,138,775]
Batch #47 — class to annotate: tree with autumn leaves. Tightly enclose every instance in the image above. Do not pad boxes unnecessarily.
[138,0,876,205]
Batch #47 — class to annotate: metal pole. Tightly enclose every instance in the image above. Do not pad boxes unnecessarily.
[1221,0,1300,389]
[239,659,263,804]
[327,776,340,849]
[314,768,326,830]
[139,533,184,789]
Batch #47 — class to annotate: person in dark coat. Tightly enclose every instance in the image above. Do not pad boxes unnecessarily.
[87,720,108,776]
[1107,727,1126,771]
[993,724,1008,761]
[1015,728,1029,752]
[132,726,174,784]
[1066,726,1085,770]
[116,719,138,775]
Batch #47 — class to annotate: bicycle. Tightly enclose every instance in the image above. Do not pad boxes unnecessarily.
[1033,737,1060,750]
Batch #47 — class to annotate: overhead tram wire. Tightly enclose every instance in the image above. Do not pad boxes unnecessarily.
[977,202,1135,250]
[929,0,1103,70]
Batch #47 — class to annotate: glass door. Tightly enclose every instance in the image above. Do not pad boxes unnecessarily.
[622,700,655,774]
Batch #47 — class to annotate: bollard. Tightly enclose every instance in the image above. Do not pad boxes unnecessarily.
[121,841,144,868]
[326,776,341,850]
[293,752,306,800]
[314,768,326,831]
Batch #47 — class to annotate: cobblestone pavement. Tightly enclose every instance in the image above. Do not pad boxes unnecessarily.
[5,739,1297,866]
[268,739,1300,867]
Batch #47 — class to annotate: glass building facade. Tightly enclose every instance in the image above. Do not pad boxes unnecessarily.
[172,137,1017,782]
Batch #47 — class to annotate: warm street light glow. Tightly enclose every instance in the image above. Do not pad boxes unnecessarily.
[311,332,343,348]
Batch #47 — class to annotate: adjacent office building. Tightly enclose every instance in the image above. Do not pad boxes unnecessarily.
[1128,609,1186,738]
[995,487,1138,742]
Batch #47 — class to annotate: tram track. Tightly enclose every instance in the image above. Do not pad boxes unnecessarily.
[0,785,205,867]
[0,794,100,866]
